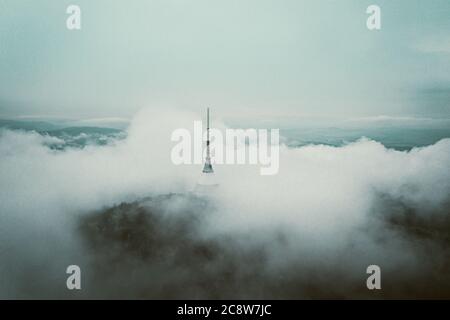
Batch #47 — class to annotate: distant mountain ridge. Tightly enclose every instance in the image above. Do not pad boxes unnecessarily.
[0,119,123,136]
[40,126,122,136]
[0,119,62,131]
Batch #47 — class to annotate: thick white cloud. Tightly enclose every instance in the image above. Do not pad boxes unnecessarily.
[0,108,449,298]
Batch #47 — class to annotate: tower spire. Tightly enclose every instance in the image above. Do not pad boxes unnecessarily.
[195,107,219,193]
[202,107,213,173]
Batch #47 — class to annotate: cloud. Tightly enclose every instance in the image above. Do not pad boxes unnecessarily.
[0,109,450,298]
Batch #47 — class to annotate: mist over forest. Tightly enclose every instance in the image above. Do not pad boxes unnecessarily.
[1,110,449,299]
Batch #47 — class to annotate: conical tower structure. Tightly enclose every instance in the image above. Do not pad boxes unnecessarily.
[202,107,214,174]
[195,108,219,191]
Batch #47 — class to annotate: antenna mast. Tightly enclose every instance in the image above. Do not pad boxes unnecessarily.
[202,107,213,173]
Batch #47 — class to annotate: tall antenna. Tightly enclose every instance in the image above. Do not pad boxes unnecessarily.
[206,107,210,158]
[202,107,213,173]
[195,107,219,193]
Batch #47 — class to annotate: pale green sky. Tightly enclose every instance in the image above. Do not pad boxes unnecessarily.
[0,0,449,119]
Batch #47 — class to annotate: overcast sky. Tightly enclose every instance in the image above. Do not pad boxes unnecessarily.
[0,0,449,120]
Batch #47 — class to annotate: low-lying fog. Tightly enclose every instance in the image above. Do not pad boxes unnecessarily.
[1,109,449,298]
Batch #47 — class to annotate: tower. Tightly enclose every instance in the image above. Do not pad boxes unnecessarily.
[195,107,219,191]
[202,107,214,174]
